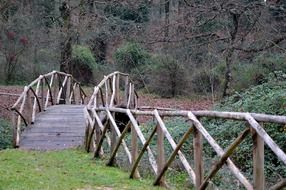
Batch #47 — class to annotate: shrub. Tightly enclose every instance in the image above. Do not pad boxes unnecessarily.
[114,42,151,88]
[148,55,188,98]
[0,119,13,150]
[204,72,286,185]
[191,69,221,94]
[71,45,97,84]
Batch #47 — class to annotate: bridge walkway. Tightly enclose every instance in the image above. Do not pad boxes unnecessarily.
[20,105,85,150]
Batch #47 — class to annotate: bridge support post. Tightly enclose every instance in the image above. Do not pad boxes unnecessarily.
[26,90,32,124]
[12,111,18,148]
[66,76,71,104]
[252,124,265,190]
[193,127,203,190]
[53,73,59,105]
[110,113,117,166]
[41,77,45,111]
[131,123,140,179]
[157,122,167,186]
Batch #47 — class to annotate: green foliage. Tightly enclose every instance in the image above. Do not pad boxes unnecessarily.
[206,72,286,184]
[72,45,97,69]
[191,69,221,94]
[0,149,162,190]
[148,55,188,97]
[0,119,12,150]
[114,42,150,72]
[104,3,149,23]
[72,45,97,84]
[114,42,152,88]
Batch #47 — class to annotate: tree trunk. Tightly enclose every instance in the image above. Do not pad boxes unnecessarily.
[222,48,234,97]
[59,1,72,74]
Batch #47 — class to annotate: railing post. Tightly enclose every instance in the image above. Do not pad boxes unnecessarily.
[193,126,203,190]
[115,74,120,106]
[124,76,129,106]
[66,76,71,104]
[131,123,140,179]
[157,122,166,186]
[95,116,104,157]
[12,111,18,148]
[26,90,32,124]
[252,123,265,190]
[110,112,117,166]
[53,73,59,105]
[41,77,45,111]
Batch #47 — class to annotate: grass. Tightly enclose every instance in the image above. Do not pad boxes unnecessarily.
[0,148,163,190]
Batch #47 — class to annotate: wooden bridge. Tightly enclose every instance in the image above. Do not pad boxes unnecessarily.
[10,71,286,190]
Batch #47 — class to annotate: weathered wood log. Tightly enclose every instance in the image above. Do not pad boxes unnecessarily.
[199,128,250,190]
[126,109,158,175]
[245,114,286,165]
[106,109,132,164]
[107,122,131,166]
[252,123,265,190]
[188,112,253,190]
[130,123,157,178]
[194,126,203,190]
[131,122,141,179]
[32,80,41,123]
[154,110,196,185]
[94,107,286,124]
[154,124,194,186]
[157,122,166,186]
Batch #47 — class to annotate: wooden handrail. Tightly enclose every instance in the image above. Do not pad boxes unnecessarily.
[84,71,286,190]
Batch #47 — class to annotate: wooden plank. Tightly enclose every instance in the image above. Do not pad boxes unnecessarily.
[20,105,86,150]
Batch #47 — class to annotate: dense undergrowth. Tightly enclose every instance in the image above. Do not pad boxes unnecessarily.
[0,119,12,150]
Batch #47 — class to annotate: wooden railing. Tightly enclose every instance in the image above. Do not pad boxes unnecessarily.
[85,72,286,190]
[84,71,137,152]
[11,70,86,148]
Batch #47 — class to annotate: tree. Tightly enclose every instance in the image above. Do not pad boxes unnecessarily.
[0,31,28,83]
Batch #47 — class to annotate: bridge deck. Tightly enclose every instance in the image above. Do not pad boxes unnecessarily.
[20,105,86,150]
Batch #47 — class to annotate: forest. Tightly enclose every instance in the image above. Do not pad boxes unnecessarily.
[0,0,285,98]
[0,0,286,189]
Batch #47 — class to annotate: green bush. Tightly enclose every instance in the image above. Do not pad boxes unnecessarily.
[114,42,151,88]
[191,69,221,94]
[148,55,188,97]
[114,42,150,72]
[0,119,13,150]
[204,72,286,185]
[71,45,97,84]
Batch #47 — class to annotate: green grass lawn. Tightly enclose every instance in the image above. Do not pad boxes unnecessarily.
[0,149,162,190]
